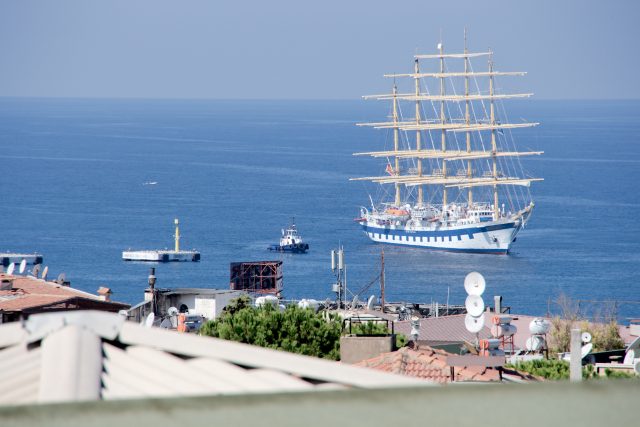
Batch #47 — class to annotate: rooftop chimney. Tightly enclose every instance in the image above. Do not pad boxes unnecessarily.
[0,278,13,291]
[97,286,112,302]
[494,295,502,314]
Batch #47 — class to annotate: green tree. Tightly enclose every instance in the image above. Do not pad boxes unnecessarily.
[200,300,343,360]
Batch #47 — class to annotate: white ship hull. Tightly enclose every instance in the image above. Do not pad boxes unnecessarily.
[360,219,520,254]
[357,205,532,254]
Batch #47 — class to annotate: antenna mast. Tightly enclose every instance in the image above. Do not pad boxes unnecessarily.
[380,247,385,312]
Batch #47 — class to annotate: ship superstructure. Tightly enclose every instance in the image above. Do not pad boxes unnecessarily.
[352,34,543,254]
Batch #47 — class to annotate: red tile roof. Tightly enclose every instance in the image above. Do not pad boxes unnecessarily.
[355,346,501,383]
[0,274,128,313]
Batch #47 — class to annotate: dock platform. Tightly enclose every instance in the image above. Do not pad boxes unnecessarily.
[122,218,200,262]
[122,250,200,262]
[1,253,43,267]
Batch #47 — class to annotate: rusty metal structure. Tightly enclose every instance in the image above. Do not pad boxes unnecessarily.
[229,261,283,295]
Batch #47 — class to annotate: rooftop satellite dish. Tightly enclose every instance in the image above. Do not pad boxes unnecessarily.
[118,309,128,318]
[366,295,377,311]
[623,349,635,365]
[167,306,179,317]
[581,343,593,359]
[465,295,485,317]
[56,273,66,284]
[19,259,27,274]
[6,263,15,276]
[41,266,49,281]
[581,332,592,344]
[31,264,41,278]
[464,313,485,334]
[464,272,486,296]
[160,318,172,329]
[144,312,155,328]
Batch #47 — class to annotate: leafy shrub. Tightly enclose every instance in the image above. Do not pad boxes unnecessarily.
[200,298,343,360]
[200,297,408,360]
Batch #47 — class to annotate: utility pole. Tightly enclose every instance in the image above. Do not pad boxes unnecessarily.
[380,248,385,312]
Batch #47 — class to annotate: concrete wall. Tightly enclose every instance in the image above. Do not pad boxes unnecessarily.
[2,382,638,427]
[340,335,394,364]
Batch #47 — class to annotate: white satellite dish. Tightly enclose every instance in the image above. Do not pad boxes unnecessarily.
[31,264,41,278]
[167,306,179,317]
[6,263,15,276]
[144,312,155,328]
[581,332,592,344]
[118,310,128,318]
[160,318,172,329]
[56,273,66,284]
[623,349,635,365]
[19,259,27,274]
[366,295,377,310]
[465,295,485,317]
[464,272,486,296]
[41,266,49,281]
[581,343,593,358]
[464,313,485,334]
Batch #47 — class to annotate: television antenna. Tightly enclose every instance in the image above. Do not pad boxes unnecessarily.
[330,247,346,308]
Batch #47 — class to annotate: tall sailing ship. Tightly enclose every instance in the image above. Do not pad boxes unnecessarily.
[353,36,543,254]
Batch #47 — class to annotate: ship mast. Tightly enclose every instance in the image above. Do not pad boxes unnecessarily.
[439,42,447,216]
[464,29,473,207]
[489,53,499,220]
[414,59,423,206]
[392,83,401,206]
[353,36,544,207]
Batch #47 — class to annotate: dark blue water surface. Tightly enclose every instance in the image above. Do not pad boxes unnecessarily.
[0,98,638,320]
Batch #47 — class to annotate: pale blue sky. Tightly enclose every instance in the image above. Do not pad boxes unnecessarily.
[0,0,638,99]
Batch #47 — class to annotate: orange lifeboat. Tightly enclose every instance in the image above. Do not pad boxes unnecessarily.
[384,208,409,216]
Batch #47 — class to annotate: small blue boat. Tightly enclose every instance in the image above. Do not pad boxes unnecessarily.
[268,220,309,253]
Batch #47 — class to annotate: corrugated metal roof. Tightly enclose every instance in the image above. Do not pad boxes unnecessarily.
[0,310,425,406]
[394,313,491,344]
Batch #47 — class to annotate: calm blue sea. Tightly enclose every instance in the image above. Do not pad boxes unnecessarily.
[0,98,638,320]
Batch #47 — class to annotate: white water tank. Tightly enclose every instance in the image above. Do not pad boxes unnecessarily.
[255,295,279,308]
[526,335,546,352]
[529,318,551,335]
[491,323,517,338]
[298,299,320,311]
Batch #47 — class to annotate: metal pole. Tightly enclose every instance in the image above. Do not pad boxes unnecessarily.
[570,329,582,382]
[380,248,385,312]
